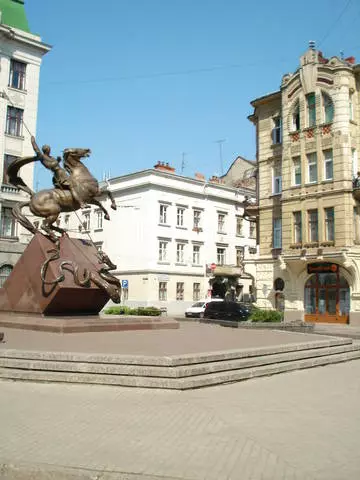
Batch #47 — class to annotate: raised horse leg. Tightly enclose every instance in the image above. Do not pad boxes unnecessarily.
[100,184,116,211]
[88,199,111,221]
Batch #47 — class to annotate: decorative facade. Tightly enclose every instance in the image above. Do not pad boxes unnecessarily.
[65,163,257,314]
[0,0,51,284]
[249,43,360,324]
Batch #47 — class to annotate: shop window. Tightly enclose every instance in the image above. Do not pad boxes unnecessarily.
[193,282,200,301]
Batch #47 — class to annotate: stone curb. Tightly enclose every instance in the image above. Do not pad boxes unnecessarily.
[0,462,181,480]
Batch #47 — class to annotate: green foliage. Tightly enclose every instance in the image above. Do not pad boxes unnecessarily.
[249,308,283,323]
[104,306,161,316]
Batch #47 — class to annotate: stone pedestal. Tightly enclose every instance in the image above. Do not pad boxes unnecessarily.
[0,233,109,316]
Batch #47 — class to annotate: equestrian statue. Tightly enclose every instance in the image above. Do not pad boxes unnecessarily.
[6,137,121,304]
[7,136,117,241]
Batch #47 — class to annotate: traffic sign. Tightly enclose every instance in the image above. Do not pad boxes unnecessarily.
[121,279,129,288]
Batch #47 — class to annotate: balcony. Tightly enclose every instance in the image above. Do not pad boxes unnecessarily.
[243,203,259,219]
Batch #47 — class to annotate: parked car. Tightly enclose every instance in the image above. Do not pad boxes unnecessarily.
[185,298,223,318]
[203,301,251,322]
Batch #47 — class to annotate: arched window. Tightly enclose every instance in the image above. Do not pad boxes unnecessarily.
[0,264,13,287]
[291,101,300,131]
[322,92,334,123]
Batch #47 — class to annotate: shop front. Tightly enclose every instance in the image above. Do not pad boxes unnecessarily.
[304,263,350,324]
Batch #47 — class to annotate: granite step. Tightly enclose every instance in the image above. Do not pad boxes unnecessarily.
[1,338,360,389]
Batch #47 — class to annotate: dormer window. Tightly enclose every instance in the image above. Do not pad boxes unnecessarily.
[322,92,334,123]
[306,93,316,127]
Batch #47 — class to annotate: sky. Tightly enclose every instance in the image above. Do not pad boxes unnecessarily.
[25,0,360,189]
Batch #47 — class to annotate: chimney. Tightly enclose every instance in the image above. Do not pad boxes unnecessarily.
[195,172,205,181]
[345,56,356,64]
[209,175,220,184]
[154,161,176,173]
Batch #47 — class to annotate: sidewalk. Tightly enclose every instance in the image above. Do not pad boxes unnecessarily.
[1,359,360,480]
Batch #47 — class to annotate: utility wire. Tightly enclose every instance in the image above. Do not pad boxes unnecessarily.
[318,0,353,47]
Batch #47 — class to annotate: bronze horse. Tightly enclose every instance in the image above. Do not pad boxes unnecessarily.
[8,147,116,242]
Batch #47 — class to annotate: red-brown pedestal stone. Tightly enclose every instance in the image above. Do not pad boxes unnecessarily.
[0,233,179,333]
[0,233,109,316]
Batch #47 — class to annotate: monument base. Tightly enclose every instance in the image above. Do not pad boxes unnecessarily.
[0,312,179,333]
[0,233,114,316]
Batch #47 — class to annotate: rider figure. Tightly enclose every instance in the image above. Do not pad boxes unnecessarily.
[31,136,87,208]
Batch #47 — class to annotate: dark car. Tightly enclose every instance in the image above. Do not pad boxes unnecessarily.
[203,301,251,322]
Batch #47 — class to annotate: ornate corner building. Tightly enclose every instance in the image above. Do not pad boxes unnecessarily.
[0,0,50,285]
[249,43,360,325]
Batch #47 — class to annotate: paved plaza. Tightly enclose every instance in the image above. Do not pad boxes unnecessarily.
[1,357,360,480]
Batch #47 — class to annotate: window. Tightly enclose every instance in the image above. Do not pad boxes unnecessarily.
[64,215,70,229]
[6,106,23,137]
[291,102,300,131]
[322,92,334,123]
[352,148,358,178]
[236,247,244,266]
[293,156,301,186]
[3,154,17,184]
[193,282,201,301]
[306,93,316,127]
[176,207,184,227]
[236,216,243,236]
[349,91,354,121]
[217,247,226,265]
[159,204,168,224]
[354,207,358,242]
[192,244,200,264]
[193,210,201,229]
[82,212,90,231]
[176,282,184,301]
[293,211,302,243]
[273,164,282,194]
[1,207,16,237]
[0,264,13,287]
[307,152,317,183]
[159,282,167,301]
[323,149,333,180]
[9,60,26,90]
[217,213,226,233]
[272,116,282,144]
[96,210,103,229]
[308,209,318,242]
[249,221,256,239]
[273,217,282,249]
[158,241,168,261]
[176,243,185,263]
[324,207,334,242]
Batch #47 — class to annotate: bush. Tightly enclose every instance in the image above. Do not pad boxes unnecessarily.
[104,306,161,316]
[249,309,283,323]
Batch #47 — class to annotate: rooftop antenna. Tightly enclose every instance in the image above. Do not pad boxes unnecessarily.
[181,152,187,174]
[215,139,225,176]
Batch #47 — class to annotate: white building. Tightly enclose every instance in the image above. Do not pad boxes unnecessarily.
[66,162,257,315]
[0,0,51,285]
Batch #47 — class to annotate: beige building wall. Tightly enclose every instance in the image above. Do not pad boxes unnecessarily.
[250,44,360,324]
